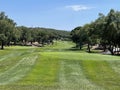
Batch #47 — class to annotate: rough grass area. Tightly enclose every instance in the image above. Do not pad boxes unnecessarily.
[0,41,120,90]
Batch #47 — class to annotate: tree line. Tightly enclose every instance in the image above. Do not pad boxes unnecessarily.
[0,12,70,49]
[71,9,120,55]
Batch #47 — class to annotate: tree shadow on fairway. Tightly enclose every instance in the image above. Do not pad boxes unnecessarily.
[62,47,103,54]
[62,47,86,52]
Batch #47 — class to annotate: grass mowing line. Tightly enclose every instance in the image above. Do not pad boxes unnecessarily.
[108,60,120,75]
[0,55,21,74]
[0,48,23,62]
[81,60,120,90]
[59,60,104,90]
[0,49,37,74]
[17,52,60,88]
[0,52,23,62]
[0,51,29,74]
[0,55,38,85]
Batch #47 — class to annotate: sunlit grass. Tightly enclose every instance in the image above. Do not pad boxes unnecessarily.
[0,41,120,90]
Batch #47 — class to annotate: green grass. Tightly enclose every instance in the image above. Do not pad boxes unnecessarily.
[81,60,120,90]
[0,41,120,90]
[17,52,60,86]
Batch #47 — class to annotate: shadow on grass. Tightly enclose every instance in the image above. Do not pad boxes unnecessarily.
[62,47,87,52]
[63,47,103,54]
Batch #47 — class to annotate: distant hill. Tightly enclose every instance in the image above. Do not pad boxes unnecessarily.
[29,27,71,40]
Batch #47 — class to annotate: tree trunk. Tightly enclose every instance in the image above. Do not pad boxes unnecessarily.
[108,45,114,55]
[7,41,10,46]
[14,41,17,46]
[88,43,91,53]
[79,42,82,50]
[1,41,4,50]
[103,45,107,52]
[31,41,33,44]
[80,45,82,50]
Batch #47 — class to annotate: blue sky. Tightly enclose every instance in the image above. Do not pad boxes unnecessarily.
[0,0,120,31]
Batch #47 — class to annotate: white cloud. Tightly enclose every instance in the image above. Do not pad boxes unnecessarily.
[65,5,93,11]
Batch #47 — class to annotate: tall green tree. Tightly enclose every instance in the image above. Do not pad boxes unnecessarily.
[0,12,16,49]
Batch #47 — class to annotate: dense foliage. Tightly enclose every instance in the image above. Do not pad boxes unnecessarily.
[71,9,120,55]
[16,27,70,46]
[0,12,16,49]
[0,12,70,49]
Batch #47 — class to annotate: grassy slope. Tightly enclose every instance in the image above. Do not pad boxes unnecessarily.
[0,41,120,90]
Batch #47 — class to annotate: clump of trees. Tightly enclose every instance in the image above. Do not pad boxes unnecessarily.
[0,12,70,49]
[71,9,120,55]
[16,27,70,46]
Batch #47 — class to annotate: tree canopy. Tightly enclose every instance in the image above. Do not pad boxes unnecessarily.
[0,12,16,49]
[71,9,120,55]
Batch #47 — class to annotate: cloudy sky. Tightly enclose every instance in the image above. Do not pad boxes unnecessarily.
[0,0,120,30]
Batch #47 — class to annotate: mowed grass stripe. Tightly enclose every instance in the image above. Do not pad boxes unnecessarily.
[108,60,120,75]
[17,52,60,87]
[0,47,36,74]
[0,51,26,74]
[81,60,120,90]
[0,55,21,74]
[59,60,104,90]
[0,55,37,85]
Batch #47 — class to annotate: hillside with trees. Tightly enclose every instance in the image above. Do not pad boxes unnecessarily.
[0,12,70,49]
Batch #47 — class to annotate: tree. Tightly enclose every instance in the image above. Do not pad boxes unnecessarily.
[0,12,16,49]
[97,9,120,54]
[71,27,81,48]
